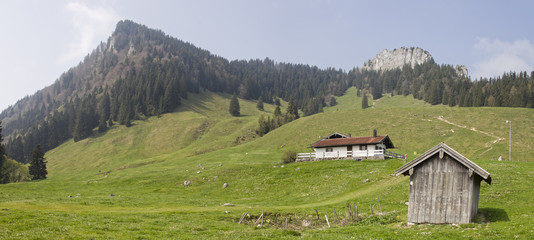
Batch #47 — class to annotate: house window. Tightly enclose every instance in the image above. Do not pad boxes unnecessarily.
[326,147,333,152]
[359,145,367,150]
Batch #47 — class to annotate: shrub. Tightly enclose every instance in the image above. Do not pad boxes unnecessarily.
[281,150,297,164]
[1,158,30,183]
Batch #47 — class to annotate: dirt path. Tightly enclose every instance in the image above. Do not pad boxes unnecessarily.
[436,115,504,148]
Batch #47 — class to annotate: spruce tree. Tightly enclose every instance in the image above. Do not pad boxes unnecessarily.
[362,94,369,109]
[256,115,270,136]
[273,105,283,128]
[274,105,282,116]
[329,96,337,106]
[256,96,264,111]
[286,96,299,121]
[229,94,240,116]
[29,144,47,180]
[98,92,111,132]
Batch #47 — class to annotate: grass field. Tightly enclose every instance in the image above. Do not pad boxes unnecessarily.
[1,88,533,239]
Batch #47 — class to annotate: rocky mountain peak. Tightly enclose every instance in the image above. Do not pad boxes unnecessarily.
[362,47,434,71]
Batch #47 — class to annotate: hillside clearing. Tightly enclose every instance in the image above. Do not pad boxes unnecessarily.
[1,90,534,239]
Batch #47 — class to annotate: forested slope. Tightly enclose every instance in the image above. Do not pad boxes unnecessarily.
[1,20,533,164]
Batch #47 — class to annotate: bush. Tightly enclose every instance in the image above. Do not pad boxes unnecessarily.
[1,158,30,183]
[281,150,297,164]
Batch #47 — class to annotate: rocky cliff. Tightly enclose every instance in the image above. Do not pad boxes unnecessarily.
[362,47,433,71]
[362,46,468,77]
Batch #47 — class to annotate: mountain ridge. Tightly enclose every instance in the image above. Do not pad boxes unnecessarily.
[1,19,532,163]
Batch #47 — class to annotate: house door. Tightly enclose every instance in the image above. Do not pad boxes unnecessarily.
[347,146,353,157]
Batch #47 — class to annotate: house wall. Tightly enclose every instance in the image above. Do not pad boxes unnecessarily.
[314,144,382,159]
[408,153,480,224]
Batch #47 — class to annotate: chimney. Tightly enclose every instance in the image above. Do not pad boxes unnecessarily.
[373,129,377,137]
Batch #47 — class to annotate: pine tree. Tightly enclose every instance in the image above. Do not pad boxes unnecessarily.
[229,94,240,116]
[274,105,282,116]
[256,96,264,111]
[73,107,92,142]
[163,81,180,113]
[448,92,456,107]
[286,96,299,121]
[362,94,369,109]
[29,144,47,180]
[273,105,283,128]
[256,115,270,136]
[329,96,337,106]
[442,90,449,105]
[98,92,111,132]
[429,81,441,105]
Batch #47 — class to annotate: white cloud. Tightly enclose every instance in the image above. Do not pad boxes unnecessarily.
[58,1,119,65]
[471,38,534,79]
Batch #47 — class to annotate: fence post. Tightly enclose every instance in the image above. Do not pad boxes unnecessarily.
[377,197,382,214]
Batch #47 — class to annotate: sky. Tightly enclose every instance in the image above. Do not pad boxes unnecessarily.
[1,0,534,111]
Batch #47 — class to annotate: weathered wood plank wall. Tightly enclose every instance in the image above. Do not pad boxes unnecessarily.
[408,154,479,224]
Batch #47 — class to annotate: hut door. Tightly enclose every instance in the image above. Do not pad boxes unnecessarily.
[347,146,353,157]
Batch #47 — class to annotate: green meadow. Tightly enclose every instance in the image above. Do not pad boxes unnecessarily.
[1,88,533,239]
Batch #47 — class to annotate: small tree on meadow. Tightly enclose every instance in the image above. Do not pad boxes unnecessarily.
[256,96,264,111]
[29,145,47,180]
[329,96,337,106]
[286,96,299,121]
[362,94,369,109]
[229,93,240,116]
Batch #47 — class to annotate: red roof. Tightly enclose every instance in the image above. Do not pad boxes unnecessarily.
[311,135,394,148]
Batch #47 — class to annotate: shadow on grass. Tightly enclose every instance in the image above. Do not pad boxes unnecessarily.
[477,208,509,223]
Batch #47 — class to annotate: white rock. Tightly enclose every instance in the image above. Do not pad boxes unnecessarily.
[362,47,434,72]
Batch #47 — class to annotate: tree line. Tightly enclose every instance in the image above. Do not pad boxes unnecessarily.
[350,62,534,107]
[0,121,46,184]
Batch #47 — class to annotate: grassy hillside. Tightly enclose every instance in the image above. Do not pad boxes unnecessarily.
[1,89,533,239]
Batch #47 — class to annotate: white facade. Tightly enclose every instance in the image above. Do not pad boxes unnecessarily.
[313,143,386,159]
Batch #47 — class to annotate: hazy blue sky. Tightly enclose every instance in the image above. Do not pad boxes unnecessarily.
[1,0,534,110]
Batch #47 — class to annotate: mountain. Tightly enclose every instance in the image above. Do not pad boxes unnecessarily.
[0,20,534,239]
[1,20,533,163]
[362,46,469,77]
[0,20,350,162]
[362,47,434,71]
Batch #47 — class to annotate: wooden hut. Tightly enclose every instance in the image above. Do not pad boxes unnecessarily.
[394,143,491,224]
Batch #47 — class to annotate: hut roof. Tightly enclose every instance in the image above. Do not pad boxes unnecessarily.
[312,135,395,148]
[394,142,491,184]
